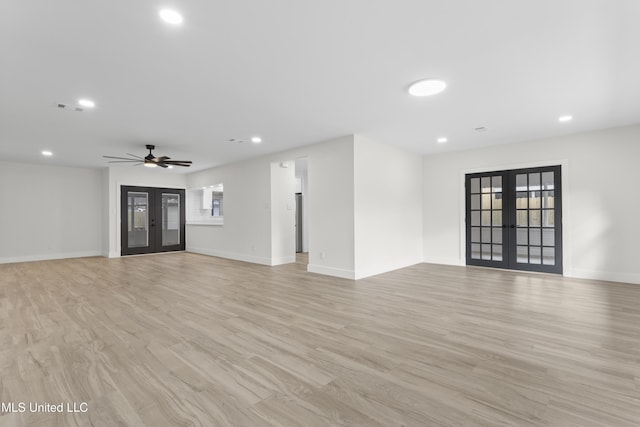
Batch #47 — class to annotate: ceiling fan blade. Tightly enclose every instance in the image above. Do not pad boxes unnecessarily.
[104,147,189,168]
[158,160,192,167]
[107,160,143,163]
[103,155,139,161]
[162,160,192,165]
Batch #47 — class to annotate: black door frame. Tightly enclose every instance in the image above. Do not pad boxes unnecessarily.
[465,165,563,274]
[121,186,186,256]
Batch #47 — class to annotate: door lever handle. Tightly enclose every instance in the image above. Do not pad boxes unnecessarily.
[510,224,515,228]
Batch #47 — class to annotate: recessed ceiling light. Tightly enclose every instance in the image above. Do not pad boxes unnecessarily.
[251,136,262,144]
[42,150,53,156]
[558,115,573,122]
[78,99,95,108]
[437,137,448,144]
[159,9,183,25]
[408,78,447,97]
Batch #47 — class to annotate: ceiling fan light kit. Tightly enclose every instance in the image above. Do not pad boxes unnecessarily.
[103,145,192,168]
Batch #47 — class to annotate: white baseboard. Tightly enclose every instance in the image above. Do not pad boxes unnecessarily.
[422,256,465,266]
[271,256,296,266]
[307,264,356,280]
[354,258,424,280]
[566,269,640,285]
[422,257,639,285]
[0,250,103,265]
[186,247,273,266]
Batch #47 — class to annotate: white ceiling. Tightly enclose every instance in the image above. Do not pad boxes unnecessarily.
[1,0,639,173]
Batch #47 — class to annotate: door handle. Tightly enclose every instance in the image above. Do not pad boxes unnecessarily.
[510,224,515,229]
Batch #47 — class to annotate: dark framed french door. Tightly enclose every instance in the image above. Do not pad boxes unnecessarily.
[121,186,185,256]
[465,165,562,274]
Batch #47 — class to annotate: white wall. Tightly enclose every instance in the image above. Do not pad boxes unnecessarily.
[305,137,355,278]
[185,156,272,264]
[353,136,423,279]
[105,166,187,257]
[0,161,103,263]
[186,134,427,280]
[5,124,635,286]
[186,136,356,276]
[423,124,640,284]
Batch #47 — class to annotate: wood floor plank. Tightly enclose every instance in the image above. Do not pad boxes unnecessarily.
[1,253,640,426]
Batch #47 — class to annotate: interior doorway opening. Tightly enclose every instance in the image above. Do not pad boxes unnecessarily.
[294,157,309,261]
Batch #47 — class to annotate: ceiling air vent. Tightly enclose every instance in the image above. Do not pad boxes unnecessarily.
[54,102,84,112]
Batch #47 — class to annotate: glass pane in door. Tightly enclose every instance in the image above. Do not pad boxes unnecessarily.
[128,192,149,248]
[515,169,558,267]
[542,202,555,264]
[162,193,180,246]
[468,173,504,263]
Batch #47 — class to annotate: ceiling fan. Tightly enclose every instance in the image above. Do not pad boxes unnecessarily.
[103,145,192,168]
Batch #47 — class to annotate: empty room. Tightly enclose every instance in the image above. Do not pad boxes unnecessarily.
[1,1,639,426]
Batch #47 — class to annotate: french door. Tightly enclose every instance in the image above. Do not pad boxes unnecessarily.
[465,166,562,274]
[121,186,185,256]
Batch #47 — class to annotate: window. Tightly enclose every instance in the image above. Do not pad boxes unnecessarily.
[211,191,223,217]
[186,183,224,225]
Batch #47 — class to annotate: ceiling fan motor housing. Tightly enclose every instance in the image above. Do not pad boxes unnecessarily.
[145,145,156,161]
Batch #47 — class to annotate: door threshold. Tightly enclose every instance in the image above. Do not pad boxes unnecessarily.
[466,264,563,277]
[121,250,186,258]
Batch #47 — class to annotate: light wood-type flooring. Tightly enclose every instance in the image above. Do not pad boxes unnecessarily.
[1,253,640,426]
